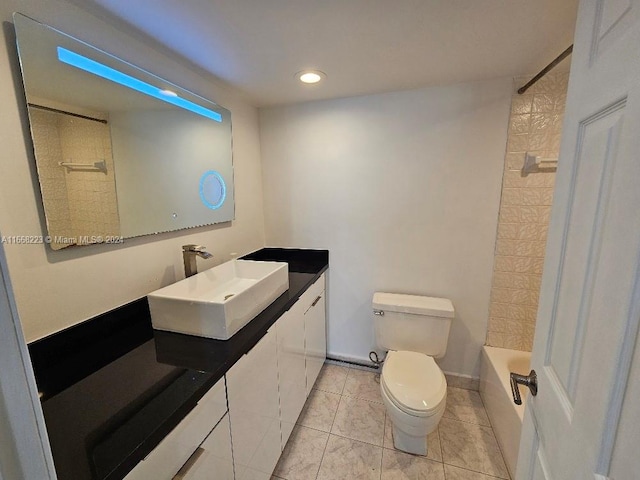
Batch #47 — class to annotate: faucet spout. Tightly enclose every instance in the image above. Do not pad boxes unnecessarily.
[182,245,213,277]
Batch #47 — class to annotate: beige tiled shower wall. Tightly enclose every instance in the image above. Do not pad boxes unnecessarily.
[30,109,74,242]
[57,115,120,242]
[28,107,120,249]
[486,72,569,352]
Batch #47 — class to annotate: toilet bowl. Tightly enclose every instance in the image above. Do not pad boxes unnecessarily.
[372,292,454,456]
[380,350,447,455]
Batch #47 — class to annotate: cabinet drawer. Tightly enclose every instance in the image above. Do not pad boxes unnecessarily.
[124,378,227,480]
[174,413,234,480]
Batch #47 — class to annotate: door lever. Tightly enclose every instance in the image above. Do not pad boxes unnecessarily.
[510,369,537,405]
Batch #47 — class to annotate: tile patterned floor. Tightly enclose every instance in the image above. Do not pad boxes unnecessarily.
[272,363,510,480]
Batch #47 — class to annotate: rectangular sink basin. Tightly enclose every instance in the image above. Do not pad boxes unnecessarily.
[148,260,289,340]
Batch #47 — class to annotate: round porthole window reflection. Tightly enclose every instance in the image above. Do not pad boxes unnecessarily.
[199,171,226,210]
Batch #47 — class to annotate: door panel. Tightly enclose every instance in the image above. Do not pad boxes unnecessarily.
[304,288,326,396]
[517,0,640,478]
[276,302,307,448]
[227,329,281,477]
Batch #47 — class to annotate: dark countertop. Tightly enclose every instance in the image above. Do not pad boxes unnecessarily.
[28,247,328,480]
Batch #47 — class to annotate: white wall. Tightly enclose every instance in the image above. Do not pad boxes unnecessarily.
[0,0,266,342]
[259,79,512,377]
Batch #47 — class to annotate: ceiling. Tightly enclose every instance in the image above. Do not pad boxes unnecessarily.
[80,0,579,107]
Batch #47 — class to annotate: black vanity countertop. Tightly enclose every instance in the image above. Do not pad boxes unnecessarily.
[28,248,328,480]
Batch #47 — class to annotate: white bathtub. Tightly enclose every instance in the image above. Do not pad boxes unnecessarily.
[480,346,531,479]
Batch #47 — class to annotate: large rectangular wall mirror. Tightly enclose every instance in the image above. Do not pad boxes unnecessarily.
[13,13,235,250]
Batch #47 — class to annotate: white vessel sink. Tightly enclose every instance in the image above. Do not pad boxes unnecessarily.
[148,260,289,340]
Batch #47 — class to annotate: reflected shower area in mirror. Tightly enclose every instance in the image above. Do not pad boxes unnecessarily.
[14,13,235,250]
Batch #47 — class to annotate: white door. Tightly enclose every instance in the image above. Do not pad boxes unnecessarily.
[516,0,640,478]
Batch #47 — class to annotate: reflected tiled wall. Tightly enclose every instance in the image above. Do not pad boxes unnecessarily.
[486,72,569,352]
[57,115,120,242]
[29,107,120,249]
[30,109,73,241]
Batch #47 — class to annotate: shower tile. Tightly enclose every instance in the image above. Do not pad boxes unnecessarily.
[296,388,340,432]
[343,367,383,403]
[494,256,515,273]
[503,334,524,350]
[506,134,529,154]
[532,94,555,113]
[495,239,517,256]
[439,418,509,479]
[443,388,491,426]
[505,153,525,170]
[505,319,525,335]
[381,448,445,480]
[501,188,522,206]
[517,224,548,240]
[509,114,531,135]
[314,364,349,394]
[316,435,382,480]
[484,332,505,348]
[510,95,533,115]
[497,222,519,240]
[331,395,385,446]
[490,288,512,304]
[489,302,509,319]
[488,317,507,334]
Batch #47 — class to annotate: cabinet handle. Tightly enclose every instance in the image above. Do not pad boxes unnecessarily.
[311,295,322,307]
[173,447,205,479]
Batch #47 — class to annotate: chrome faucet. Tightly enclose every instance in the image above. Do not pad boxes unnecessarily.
[182,244,213,278]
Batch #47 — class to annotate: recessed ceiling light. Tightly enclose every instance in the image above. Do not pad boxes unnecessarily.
[296,70,326,84]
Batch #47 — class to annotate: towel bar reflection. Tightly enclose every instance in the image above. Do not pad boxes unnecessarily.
[520,153,557,177]
[58,160,107,173]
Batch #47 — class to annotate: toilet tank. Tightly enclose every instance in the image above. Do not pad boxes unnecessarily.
[373,292,454,358]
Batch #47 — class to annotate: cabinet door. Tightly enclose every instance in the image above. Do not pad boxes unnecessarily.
[276,301,307,448]
[227,329,281,480]
[177,413,234,480]
[124,379,227,480]
[304,279,326,396]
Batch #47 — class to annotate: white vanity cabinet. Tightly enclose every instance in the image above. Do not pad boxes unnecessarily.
[226,272,327,478]
[124,378,229,480]
[276,299,307,448]
[302,274,326,395]
[177,413,234,480]
[227,328,281,480]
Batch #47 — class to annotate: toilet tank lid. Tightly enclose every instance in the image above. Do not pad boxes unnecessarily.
[373,292,454,318]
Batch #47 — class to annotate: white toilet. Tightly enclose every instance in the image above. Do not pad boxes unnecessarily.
[373,292,454,456]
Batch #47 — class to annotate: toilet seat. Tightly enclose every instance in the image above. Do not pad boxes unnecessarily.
[381,350,446,417]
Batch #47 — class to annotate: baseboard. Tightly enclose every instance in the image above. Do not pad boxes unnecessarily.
[325,353,379,371]
[326,353,481,390]
[443,371,480,391]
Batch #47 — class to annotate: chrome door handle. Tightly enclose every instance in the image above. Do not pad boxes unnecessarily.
[510,369,537,405]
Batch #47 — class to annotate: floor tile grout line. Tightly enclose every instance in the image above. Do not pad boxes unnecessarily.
[441,413,493,427]
[439,418,510,479]
[326,430,385,448]
[313,425,332,480]
[442,462,509,480]
[441,416,497,428]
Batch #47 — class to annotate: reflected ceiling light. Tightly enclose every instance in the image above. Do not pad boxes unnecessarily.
[160,89,178,97]
[296,70,326,84]
[57,47,222,122]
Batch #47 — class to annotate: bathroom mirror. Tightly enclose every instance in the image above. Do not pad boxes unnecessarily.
[13,13,234,250]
